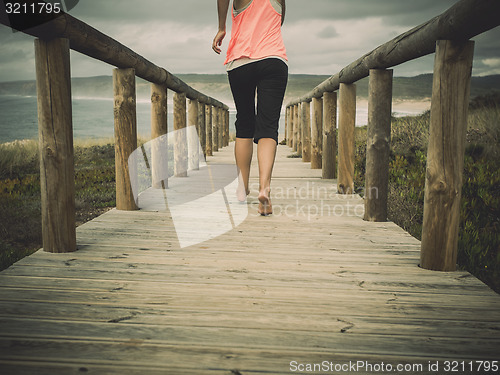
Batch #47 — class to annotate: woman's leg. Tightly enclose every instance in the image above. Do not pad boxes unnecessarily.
[228,63,257,201]
[257,138,276,214]
[235,137,253,201]
[254,59,288,214]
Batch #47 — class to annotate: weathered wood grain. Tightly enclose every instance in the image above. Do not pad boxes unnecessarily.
[113,68,138,211]
[300,101,311,162]
[34,38,76,253]
[322,91,337,179]
[187,99,200,171]
[150,83,168,189]
[311,97,323,169]
[364,69,393,222]
[173,92,188,177]
[337,83,356,194]
[420,40,475,271]
[205,105,213,157]
[0,140,498,374]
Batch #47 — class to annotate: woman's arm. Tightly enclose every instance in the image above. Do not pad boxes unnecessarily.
[212,0,230,54]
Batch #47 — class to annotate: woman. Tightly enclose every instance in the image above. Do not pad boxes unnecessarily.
[212,0,288,216]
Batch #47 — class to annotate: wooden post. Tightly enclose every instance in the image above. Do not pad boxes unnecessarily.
[218,107,223,149]
[338,83,356,194]
[364,69,393,222]
[34,38,76,253]
[301,101,311,162]
[322,91,337,179]
[206,105,213,156]
[188,99,200,171]
[173,92,188,177]
[420,40,475,272]
[113,68,138,210]
[294,105,298,150]
[289,107,293,149]
[311,97,323,169]
[293,105,299,153]
[221,108,226,147]
[226,110,230,146]
[286,107,292,147]
[212,106,219,152]
[285,108,290,145]
[151,83,168,189]
[198,102,207,159]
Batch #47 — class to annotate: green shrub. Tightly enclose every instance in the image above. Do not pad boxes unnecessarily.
[354,93,500,293]
[0,140,116,271]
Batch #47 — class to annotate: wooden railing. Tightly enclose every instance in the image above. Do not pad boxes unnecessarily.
[285,0,500,272]
[1,4,230,254]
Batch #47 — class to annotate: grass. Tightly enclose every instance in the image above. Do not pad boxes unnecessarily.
[0,138,118,270]
[354,94,500,293]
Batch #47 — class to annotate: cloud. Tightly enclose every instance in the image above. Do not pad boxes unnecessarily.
[483,58,500,67]
[317,25,338,39]
[0,0,499,81]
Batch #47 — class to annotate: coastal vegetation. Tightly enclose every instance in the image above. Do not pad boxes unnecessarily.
[354,92,500,293]
[0,138,117,269]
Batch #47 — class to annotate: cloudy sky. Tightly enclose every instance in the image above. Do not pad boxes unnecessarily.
[0,0,499,82]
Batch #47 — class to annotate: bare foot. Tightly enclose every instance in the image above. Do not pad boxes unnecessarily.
[258,189,272,216]
[236,185,250,202]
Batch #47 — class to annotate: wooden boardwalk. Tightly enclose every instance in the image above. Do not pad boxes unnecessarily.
[0,141,499,374]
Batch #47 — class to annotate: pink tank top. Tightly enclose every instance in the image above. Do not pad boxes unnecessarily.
[224,0,287,65]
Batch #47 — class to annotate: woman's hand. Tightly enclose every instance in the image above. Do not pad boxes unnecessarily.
[212,30,226,54]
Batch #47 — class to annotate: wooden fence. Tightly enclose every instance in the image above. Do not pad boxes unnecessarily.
[285,0,500,272]
[1,4,230,254]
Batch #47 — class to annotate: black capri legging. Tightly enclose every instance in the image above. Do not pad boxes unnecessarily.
[228,58,288,144]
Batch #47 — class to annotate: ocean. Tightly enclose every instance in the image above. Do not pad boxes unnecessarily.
[0,95,230,143]
[0,95,427,144]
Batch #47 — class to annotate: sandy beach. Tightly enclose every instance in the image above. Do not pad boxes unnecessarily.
[355,98,431,125]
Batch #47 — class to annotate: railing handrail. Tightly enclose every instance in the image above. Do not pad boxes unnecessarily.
[0,7,228,110]
[287,0,500,107]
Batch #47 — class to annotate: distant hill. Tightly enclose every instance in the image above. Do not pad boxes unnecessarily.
[1,74,499,104]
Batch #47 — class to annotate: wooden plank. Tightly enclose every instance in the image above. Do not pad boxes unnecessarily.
[0,300,498,339]
[0,344,484,375]
[0,336,498,371]
[0,273,497,303]
[0,361,220,375]
[0,318,499,358]
[0,273,494,297]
